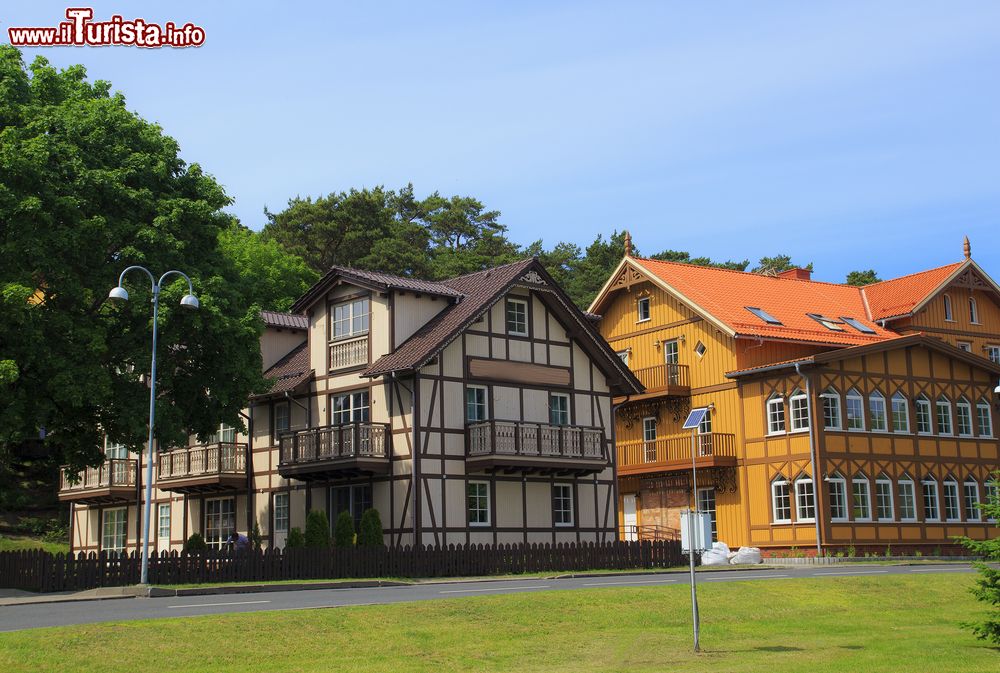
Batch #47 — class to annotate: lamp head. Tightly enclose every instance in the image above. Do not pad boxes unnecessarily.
[180,294,200,310]
[994,384,1000,395]
[107,286,129,303]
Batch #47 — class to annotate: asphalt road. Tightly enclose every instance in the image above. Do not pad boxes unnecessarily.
[0,563,976,632]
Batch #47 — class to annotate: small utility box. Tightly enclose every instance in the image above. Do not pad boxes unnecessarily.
[680,509,713,553]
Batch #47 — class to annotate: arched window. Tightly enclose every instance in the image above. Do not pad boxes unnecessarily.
[771,475,791,524]
[822,387,842,430]
[868,391,887,432]
[936,397,953,436]
[943,476,961,521]
[766,394,786,435]
[846,388,865,431]
[852,472,872,521]
[897,473,917,521]
[969,297,979,324]
[789,388,809,431]
[976,399,993,437]
[828,472,848,521]
[794,475,816,522]
[915,394,932,434]
[875,473,894,521]
[922,475,940,521]
[963,478,981,521]
[956,397,973,436]
[891,392,909,433]
[943,294,954,321]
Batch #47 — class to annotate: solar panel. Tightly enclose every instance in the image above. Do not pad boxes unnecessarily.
[683,407,710,430]
[745,306,782,325]
[840,317,877,334]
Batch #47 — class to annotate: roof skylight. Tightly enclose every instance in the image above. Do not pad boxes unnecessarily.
[840,317,877,334]
[745,306,782,325]
[806,313,846,332]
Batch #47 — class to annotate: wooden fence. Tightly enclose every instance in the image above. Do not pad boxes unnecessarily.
[0,541,686,592]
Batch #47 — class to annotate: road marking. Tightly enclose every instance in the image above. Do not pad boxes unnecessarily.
[582,579,679,586]
[439,585,549,594]
[166,600,271,609]
[705,574,789,580]
[909,568,970,572]
[814,570,889,576]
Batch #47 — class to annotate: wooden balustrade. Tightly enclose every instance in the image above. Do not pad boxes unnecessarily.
[278,423,391,479]
[329,334,369,370]
[58,459,138,503]
[617,432,737,475]
[467,420,606,460]
[630,363,690,392]
[157,442,245,481]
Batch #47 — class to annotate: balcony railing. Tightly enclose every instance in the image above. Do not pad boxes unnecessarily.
[329,334,368,371]
[157,442,245,487]
[58,458,137,503]
[618,432,737,475]
[278,423,391,479]
[631,363,689,392]
[467,420,607,471]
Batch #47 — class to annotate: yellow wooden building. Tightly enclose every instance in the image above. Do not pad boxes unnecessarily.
[590,235,1000,554]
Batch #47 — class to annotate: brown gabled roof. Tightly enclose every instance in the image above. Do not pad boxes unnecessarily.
[291,265,463,313]
[260,310,308,331]
[255,342,312,397]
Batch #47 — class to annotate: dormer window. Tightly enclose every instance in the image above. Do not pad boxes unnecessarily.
[637,297,651,322]
[806,313,845,331]
[506,298,528,336]
[332,298,370,340]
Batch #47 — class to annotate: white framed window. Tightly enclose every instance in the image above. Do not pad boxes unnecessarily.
[101,507,127,554]
[985,480,998,522]
[875,475,894,521]
[766,395,786,435]
[553,484,574,527]
[868,391,887,432]
[697,488,718,541]
[467,481,491,526]
[636,296,651,322]
[963,480,981,522]
[789,389,809,432]
[794,477,815,522]
[104,436,128,459]
[822,388,842,430]
[771,477,791,524]
[274,401,290,440]
[921,477,940,522]
[891,392,909,433]
[943,477,961,521]
[898,476,917,522]
[506,298,529,336]
[549,393,570,426]
[956,398,973,437]
[466,385,488,422]
[694,341,707,357]
[936,397,953,436]
[642,416,657,462]
[957,341,972,353]
[987,345,1000,365]
[851,473,872,521]
[205,497,236,549]
[915,395,933,434]
[332,297,370,340]
[828,473,848,521]
[943,294,954,321]
[207,422,237,444]
[158,503,171,541]
[331,390,370,425]
[663,339,679,364]
[969,297,979,324]
[274,492,290,534]
[977,400,993,437]
[698,408,713,435]
[846,388,865,431]
[616,350,629,367]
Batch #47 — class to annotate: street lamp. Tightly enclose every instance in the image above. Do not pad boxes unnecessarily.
[108,266,199,586]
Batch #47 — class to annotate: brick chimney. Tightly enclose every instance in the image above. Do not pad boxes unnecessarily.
[778,268,811,281]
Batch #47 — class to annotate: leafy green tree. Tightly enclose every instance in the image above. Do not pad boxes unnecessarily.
[958,473,1000,644]
[650,249,749,272]
[304,509,331,548]
[217,222,318,312]
[285,527,305,548]
[357,508,384,546]
[752,255,813,274]
[334,510,355,547]
[845,269,881,286]
[0,47,268,478]
[250,520,263,551]
[183,533,207,553]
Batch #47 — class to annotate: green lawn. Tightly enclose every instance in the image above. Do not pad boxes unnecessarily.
[0,535,69,554]
[0,574,995,672]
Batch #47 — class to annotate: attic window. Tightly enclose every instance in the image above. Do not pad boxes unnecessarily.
[840,317,876,334]
[694,341,707,357]
[806,314,845,332]
[745,307,782,325]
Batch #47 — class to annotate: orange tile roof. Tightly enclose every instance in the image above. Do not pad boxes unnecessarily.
[861,262,963,321]
[629,257,895,346]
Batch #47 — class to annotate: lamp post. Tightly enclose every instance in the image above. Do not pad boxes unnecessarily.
[681,406,710,654]
[108,266,199,586]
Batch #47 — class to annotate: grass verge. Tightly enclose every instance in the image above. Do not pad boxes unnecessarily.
[0,535,69,554]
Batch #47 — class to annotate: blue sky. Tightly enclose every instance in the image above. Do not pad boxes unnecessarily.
[5,1,1000,282]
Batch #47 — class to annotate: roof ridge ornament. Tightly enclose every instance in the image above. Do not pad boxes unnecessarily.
[624,230,632,257]
[964,235,971,260]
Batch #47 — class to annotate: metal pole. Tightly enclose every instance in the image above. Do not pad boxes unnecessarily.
[139,282,160,586]
[689,429,700,653]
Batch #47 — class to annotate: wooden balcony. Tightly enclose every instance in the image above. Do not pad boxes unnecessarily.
[278,423,391,481]
[466,420,608,475]
[157,442,246,494]
[630,363,690,397]
[618,432,737,476]
[329,334,368,371]
[58,459,138,505]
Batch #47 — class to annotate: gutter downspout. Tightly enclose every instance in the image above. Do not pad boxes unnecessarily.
[795,362,823,557]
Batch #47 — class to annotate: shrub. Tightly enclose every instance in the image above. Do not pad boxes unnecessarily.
[885,545,892,558]
[334,511,355,547]
[183,533,207,553]
[250,521,263,551]
[304,510,331,548]
[358,508,384,546]
[285,527,305,548]
[957,472,1000,644]
[846,544,856,558]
